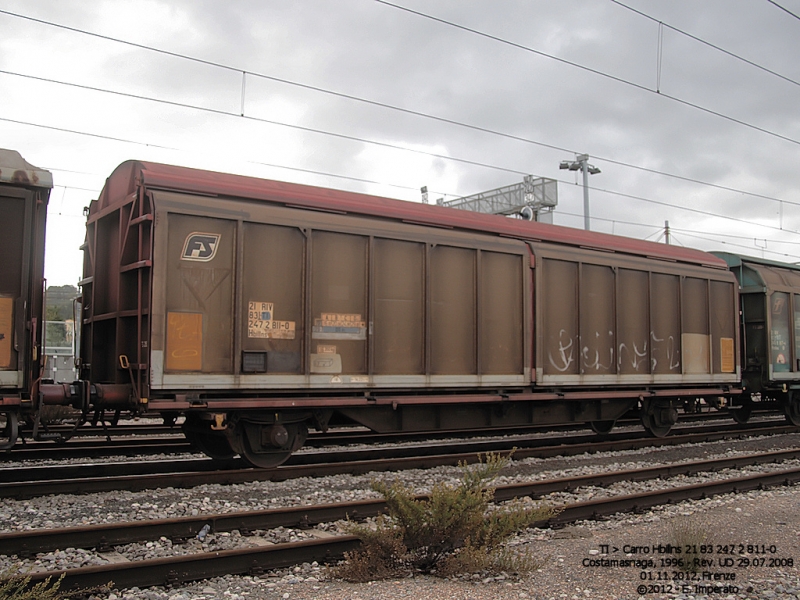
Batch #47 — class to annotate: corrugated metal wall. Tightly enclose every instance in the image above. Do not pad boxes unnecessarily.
[155,194,528,387]
[537,245,738,384]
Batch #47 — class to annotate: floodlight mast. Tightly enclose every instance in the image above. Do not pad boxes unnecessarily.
[559,153,601,231]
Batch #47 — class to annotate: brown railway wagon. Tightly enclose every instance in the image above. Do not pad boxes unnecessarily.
[41,160,740,466]
[0,150,53,450]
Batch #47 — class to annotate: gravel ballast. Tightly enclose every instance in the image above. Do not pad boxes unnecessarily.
[35,486,799,600]
[3,430,800,598]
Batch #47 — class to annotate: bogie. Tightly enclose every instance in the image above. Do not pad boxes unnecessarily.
[227,418,309,469]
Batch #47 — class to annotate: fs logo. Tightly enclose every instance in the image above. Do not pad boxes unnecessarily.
[181,232,221,262]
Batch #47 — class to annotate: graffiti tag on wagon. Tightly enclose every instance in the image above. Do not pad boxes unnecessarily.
[247,301,295,339]
[548,328,682,374]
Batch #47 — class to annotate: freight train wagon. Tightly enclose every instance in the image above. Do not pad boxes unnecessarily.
[34,159,742,467]
[0,149,52,449]
[715,252,800,425]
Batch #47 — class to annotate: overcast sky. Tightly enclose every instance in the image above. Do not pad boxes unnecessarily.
[2,0,800,286]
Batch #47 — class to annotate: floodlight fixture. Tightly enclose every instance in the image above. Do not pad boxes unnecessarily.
[559,154,601,231]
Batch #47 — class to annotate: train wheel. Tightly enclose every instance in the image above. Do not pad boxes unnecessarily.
[186,430,236,460]
[236,420,308,469]
[182,416,236,460]
[729,401,753,424]
[241,446,292,469]
[640,400,677,438]
[784,392,800,427]
[0,411,19,450]
[589,420,615,435]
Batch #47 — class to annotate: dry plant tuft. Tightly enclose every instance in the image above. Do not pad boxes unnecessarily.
[334,452,557,581]
[668,516,713,573]
[0,566,113,600]
[0,567,64,600]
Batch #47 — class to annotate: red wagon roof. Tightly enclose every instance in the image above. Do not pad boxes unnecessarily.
[94,159,727,269]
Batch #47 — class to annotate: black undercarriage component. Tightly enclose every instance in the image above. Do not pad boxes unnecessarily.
[640,398,679,437]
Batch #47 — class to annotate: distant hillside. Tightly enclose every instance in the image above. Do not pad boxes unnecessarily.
[46,285,78,321]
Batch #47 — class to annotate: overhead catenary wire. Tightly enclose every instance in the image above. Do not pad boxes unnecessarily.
[571,181,800,237]
[24,118,798,257]
[3,65,800,240]
[767,0,800,21]
[674,229,800,260]
[0,8,797,209]
[0,68,528,179]
[2,8,798,253]
[610,0,800,88]
[669,226,800,246]
[0,116,451,198]
[373,0,800,148]
[635,223,800,260]
[0,115,178,151]
[4,9,798,272]
[50,183,102,194]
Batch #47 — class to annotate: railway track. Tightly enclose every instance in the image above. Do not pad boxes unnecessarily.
[12,448,800,592]
[1,421,796,499]
[3,409,759,462]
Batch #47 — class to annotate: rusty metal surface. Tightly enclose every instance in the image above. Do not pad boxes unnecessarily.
[1,436,190,461]
[3,422,794,499]
[19,461,800,591]
[0,149,53,188]
[83,158,741,427]
[146,387,737,412]
[39,383,133,408]
[718,253,800,383]
[26,535,361,591]
[535,243,739,385]
[8,446,800,557]
[2,501,380,557]
[165,214,235,374]
[549,465,800,525]
[0,410,746,460]
[148,189,530,389]
[242,222,305,373]
[37,382,74,404]
[430,245,476,374]
[23,461,800,591]
[0,151,52,400]
[310,231,368,375]
[80,182,153,404]
[373,238,425,374]
[92,159,726,269]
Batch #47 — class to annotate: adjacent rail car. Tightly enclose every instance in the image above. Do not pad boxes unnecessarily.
[33,159,741,466]
[714,252,800,424]
[0,150,53,449]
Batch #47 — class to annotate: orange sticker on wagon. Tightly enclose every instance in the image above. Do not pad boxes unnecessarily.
[166,312,203,371]
[720,337,735,373]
